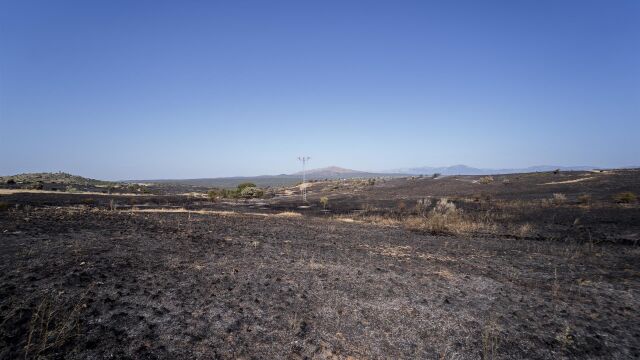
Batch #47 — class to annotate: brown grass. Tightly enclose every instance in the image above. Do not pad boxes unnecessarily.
[403,213,495,235]
[338,198,498,236]
[613,192,637,204]
[404,198,496,235]
[24,292,86,358]
[552,193,567,205]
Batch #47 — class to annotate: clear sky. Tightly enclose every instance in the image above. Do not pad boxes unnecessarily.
[1,0,638,180]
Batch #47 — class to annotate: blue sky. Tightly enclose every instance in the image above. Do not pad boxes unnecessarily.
[1,0,638,180]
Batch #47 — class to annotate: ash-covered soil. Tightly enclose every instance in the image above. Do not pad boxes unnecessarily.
[1,207,638,359]
[271,169,640,244]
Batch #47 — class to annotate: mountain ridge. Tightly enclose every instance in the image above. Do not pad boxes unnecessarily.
[387,164,600,176]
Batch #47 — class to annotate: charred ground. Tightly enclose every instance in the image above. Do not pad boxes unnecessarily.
[0,169,639,359]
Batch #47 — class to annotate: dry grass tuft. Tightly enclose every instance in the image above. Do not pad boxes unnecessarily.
[403,198,496,235]
[552,193,567,205]
[24,292,86,358]
[577,194,592,205]
[514,223,533,238]
[613,191,637,204]
[482,321,501,359]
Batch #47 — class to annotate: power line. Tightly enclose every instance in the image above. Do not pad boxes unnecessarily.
[297,156,310,203]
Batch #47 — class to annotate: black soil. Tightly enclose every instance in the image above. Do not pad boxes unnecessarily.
[1,207,639,359]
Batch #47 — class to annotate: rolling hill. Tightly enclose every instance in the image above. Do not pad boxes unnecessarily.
[128,166,404,188]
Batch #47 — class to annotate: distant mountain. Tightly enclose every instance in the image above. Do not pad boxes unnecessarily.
[388,164,599,176]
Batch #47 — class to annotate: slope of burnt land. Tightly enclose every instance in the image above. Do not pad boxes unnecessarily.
[0,207,638,359]
[283,169,640,208]
[268,169,640,244]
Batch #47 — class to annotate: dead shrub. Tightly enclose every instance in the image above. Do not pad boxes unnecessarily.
[478,176,494,184]
[577,194,591,205]
[319,196,329,209]
[613,192,637,204]
[434,197,456,214]
[396,200,407,213]
[514,223,532,238]
[414,198,431,215]
[404,198,495,235]
[552,193,567,205]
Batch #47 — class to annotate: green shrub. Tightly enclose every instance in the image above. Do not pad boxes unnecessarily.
[239,186,263,199]
[0,202,11,211]
[237,182,257,191]
[613,192,637,204]
[207,189,220,201]
[224,188,241,199]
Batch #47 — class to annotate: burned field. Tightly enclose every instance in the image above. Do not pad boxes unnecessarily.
[1,170,639,359]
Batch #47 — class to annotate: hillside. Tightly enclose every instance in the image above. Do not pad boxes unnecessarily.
[0,172,113,186]
[128,166,405,188]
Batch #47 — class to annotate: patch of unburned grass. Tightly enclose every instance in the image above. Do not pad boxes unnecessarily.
[403,198,496,236]
[342,198,497,236]
[274,211,302,218]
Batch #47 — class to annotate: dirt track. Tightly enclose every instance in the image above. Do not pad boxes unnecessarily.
[1,207,638,359]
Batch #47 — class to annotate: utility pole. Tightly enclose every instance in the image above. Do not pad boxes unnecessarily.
[297,156,310,203]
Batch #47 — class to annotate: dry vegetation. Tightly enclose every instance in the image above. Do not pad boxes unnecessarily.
[24,291,87,358]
